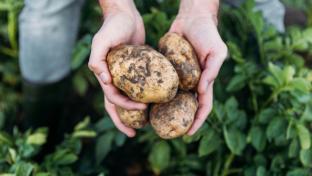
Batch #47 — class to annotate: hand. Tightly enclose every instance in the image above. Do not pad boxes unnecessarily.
[169,0,227,135]
[88,0,146,137]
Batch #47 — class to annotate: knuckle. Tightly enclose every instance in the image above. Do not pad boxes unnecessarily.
[219,43,228,59]
[88,61,98,72]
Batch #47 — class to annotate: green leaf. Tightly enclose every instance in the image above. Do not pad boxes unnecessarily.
[198,130,221,157]
[296,123,311,149]
[52,149,78,165]
[171,139,187,157]
[213,101,225,122]
[227,41,244,63]
[148,141,171,175]
[15,162,33,176]
[223,126,246,155]
[226,74,247,92]
[0,132,13,145]
[73,74,88,96]
[301,105,312,122]
[288,78,310,93]
[300,149,312,167]
[71,35,92,70]
[72,130,96,138]
[282,66,295,84]
[303,28,312,43]
[248,126,266,152]
[57,153,78,165]
[267,63,284,86]
[182,123,208,143]
[74,117,90,131]
[258,108,275,124]
[266,117,287,141]
[270,155,285,171]
[114,132,126,147]
[95,131,115,165]
[94,117,115,132]
[26,132,47,145]
[288,139,300,158]
[263,37,283,52]
[256,166,266,176]
[225,97,241,123]
[287,168,311,176]
[263,76,279,89]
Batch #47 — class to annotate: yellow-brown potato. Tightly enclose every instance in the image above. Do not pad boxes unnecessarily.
[116,106,148,129]
[159,33,201,90]
[150,91,198,139]
[107,45,179,103]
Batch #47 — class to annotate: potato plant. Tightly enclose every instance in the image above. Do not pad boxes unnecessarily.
[0,0,311,175]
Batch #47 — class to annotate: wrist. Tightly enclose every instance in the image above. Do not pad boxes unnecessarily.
[99,0,137,17]
[178,0,219,25]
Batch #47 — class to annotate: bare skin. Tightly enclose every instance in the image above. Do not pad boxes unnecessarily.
[88,0,146,137]
[169,0,227,135]
[89,0,227,137]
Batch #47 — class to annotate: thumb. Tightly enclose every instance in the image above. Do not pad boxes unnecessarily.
[169,20,183,35]
[88,35,112,84]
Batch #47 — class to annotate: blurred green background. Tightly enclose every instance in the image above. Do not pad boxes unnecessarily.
[0,0,312,175]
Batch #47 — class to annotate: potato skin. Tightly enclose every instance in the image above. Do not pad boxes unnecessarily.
[150,91,198,139]
[159,33,201,90]
[116,106,148,129]
[107,45,179,103]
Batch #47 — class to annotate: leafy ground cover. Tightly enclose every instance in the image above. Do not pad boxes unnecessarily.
[0,0,312,175]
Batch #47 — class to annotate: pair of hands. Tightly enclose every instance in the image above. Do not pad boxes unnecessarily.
[88,0,227,137]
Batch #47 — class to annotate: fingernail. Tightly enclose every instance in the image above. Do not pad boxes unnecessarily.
[140,104,148,109]
[100,73,109,84]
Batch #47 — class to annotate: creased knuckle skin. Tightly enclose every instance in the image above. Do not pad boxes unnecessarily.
[159,33,201,90]
[116,106,148,129]
[150,91,198,139]
[107,45,179,103]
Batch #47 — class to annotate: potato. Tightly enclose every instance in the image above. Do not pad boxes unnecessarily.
[159,33,201,90]
[107,45,179,103]
[116,106,148,129]
[150,91,198,139]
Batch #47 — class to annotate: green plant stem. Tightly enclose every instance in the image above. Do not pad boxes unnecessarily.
[249,82,258,113]
[227,168,243,175]
[8,11,18,50]
[0,47,18,58]
[262,88,283,109]
[221,153,235,176]
[258,38,265,65]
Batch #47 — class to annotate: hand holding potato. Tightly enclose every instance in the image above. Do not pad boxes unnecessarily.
[89,0,147,137]
[169,0,227,135]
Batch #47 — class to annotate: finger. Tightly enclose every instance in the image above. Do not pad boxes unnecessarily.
[105,97,136,137]
[88,34,112,84]
[131,19,145,45]
[197,50,226,94]
[95,75,147,110]
[187,82,214,136]
[169,21,183,35]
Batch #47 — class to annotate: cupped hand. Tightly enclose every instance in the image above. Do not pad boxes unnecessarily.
[88,1,146,137]
[169,3,228,135]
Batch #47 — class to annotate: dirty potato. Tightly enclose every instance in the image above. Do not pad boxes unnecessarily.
[159,33,201,90]
[116,106,148,129]
[150,91,198,139]
[107,45,179,103]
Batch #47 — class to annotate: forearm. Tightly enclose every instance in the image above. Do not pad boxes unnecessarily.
[178,0,219,24]
[98,0,137,17]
